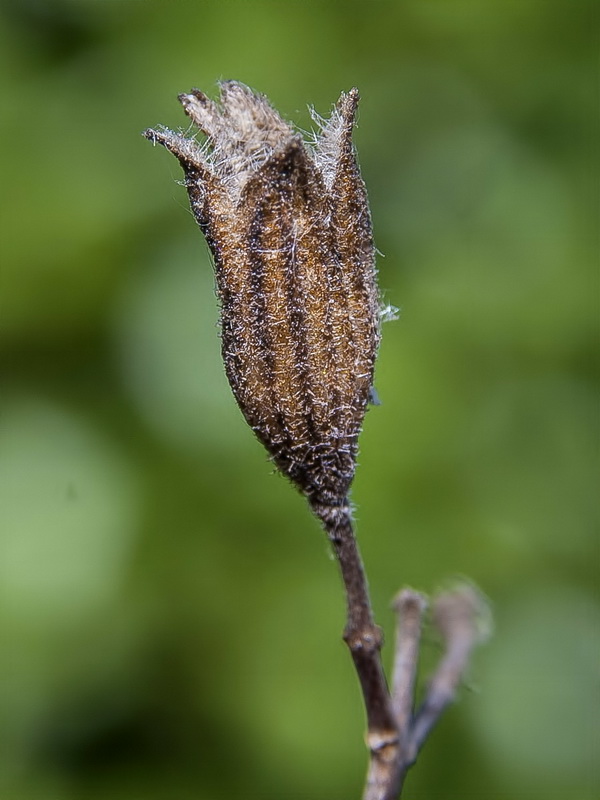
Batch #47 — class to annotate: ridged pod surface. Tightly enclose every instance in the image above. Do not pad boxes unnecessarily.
[144,82,380,517]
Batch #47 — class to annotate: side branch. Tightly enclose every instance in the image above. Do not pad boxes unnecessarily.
[391,590,427,750]
[407,585,486,763]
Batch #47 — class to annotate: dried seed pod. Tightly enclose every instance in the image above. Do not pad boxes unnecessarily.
[144,82,381,518]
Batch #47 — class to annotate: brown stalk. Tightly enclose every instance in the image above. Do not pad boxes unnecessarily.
[314,503,401,800]
[314,503,485,798]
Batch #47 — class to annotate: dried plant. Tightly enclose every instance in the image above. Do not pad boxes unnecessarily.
[144,81,487,800]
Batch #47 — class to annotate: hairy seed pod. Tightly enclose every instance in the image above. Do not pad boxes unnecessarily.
[144,82,381,518]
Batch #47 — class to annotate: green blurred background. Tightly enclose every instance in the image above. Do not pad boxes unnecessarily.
[1,1,598,798]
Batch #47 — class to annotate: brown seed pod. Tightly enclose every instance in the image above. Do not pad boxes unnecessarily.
[143,82,381,517]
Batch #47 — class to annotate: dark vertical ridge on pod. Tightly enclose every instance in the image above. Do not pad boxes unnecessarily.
[246,208,276,387]
[255,143,321,486]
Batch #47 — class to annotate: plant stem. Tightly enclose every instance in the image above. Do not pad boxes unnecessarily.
[312,501,402,800]
[311,503,487,799]
[391,590,427,751]
[408,586,484,762]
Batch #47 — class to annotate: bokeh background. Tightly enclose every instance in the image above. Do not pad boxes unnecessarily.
[1,1,598,798]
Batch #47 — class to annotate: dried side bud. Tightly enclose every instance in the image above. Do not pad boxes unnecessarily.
[143,82,380,517]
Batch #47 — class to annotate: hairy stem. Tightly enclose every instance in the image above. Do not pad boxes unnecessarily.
[312,502,401,800]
